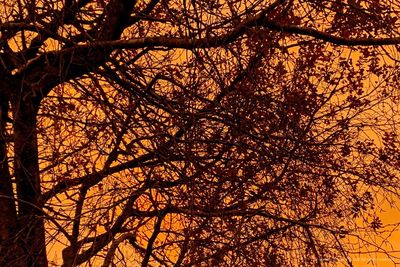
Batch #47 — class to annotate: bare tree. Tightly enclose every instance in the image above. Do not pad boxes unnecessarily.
[2,0,400,266]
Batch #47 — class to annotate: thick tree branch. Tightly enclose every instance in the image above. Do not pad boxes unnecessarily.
[55,23,400,51]
[18,0,281,103]
[141,209,167,267]
[263,20,400,46]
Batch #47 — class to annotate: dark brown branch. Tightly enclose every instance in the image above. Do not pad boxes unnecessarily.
[263,20,400,46]
[141,209,167,267]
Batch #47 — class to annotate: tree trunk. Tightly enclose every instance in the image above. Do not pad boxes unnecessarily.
[12,95,48,267]
[0,98,27,266]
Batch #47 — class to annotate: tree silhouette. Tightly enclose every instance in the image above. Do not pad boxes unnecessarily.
[1,0,400,266]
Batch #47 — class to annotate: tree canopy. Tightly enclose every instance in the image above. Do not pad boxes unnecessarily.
[2,0,400,266]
